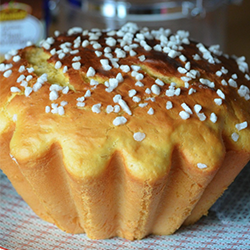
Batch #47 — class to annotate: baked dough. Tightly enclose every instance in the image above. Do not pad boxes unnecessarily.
[0,23,250,240]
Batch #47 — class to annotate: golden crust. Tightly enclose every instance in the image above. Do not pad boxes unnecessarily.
[0,23,250,240]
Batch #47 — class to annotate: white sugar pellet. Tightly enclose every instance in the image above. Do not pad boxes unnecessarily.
[145,88,151,94]
[151,84,161,95]
[210,113,217,123]
[104,52,113,59]
[220,66,228,74]
[50,84,63,91]
[130,50,137,56]
[13,55,21,62]
[113,116,127,126]
[238,85,250,100]
[62,86,69,94]
[33,82,42,92]
[115,48,126,58]
[235,121,248,131]
[82,40,89,47]
[128,89,137,97]
[154,44,162,51]
[58,106,65,115]
[197,163,208,169]
[166,101,173,110]
[46,37,55,44]
[77,96,85,102]
[214,98,222,106]
[58,53,65,59]
[36,74,47,84]
[10,86,21,93]
[194,104,202,113]
[42,41,50,50]
[197,113,206,121]
[221,79,227,86]
[72,62,81,70]
[72,56,81,61]
[18,65,25,73]
[106,105,114,114]
[168,50,180,58]
[147,108,154,115]
[118,99,132,115]
[155,78,164,86]
[181,103,193,114]
[100,59,112,71]
[111,60,119,69]
[84,90,91,97]
[92,103,102,113]
[228,78,237,88]
[104,47,111,53]
[178,67,187,74]
[54,30,60,37]
[216,89,225,99]
[106,37,116,47]
[20,80,28,87]
[193,54,201,60]
[133,132,146,142]
[26,75,33,81]
[120,65,130,73]
[70,50,79,55]
[45,106,51,113]
[17,74,25,83]
[132,96,141,103]
[139,103,148,108]
[63,66,68,73]
[174,88,181,96]
[185,61,191,71]
[135,81,144,87]
[3,69,12,78]
[51,106,58,114]
[24,87,32,96]
[114,105,120,113]
[116,73,124,83]
[92,43,102,50]
[144,45,152,51]
[131,65,141,71]
[232,73,238,79]
[95,51,102,57]
[50,48,56,55]
[165,89,174,97]
[60,101,68,106]
[113,94,122,103]
[188,88,196,95]
[90,79,99,86]
[179,55,187,62]
[49,90,59,100]
[138,55,146,62]
[77,102,85,107]
[231,132,239,142]
[216,71,222,77]
[179,111,190,120]
[135,73,144,81]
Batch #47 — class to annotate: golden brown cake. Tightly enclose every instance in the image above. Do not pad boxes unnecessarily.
[0,23,250,240]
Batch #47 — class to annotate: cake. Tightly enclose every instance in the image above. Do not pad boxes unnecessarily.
[0,23,250,240]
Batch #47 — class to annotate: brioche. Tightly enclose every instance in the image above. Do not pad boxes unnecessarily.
[0,23,250,240]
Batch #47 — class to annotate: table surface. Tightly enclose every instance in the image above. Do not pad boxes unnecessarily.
[0,162,250,250]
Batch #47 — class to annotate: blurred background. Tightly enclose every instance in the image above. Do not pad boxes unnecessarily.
[0,0,250,63]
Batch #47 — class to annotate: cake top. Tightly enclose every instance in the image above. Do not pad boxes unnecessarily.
[0,23,250,181]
